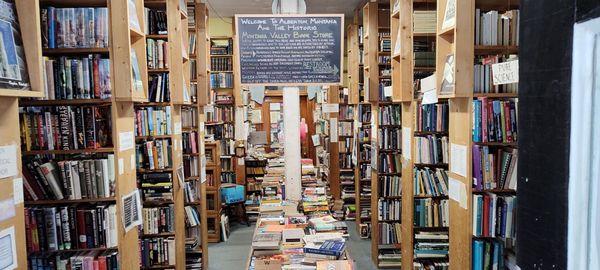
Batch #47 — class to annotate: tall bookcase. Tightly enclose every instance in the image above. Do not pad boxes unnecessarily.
[0,1,45,269]
[392,0,451,269]
[184,1,209,269]
[363,1,401,268]
[339,88,355,220]
[436,0,520,269]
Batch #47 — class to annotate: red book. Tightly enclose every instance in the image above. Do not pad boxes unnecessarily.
[77,210,88,249]
[480,98,488,142]
[504,101,513,142]
[482,195,490,237]
[93,55,100,98]
[97,255,107,270]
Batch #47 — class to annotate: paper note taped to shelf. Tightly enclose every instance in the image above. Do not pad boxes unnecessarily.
[330,118,338,142]
[174,122,182,135]
[384,86,393,97]
[119,131,134,151]
[492,60,519,85]
[0,199,15,222]
[122,190,142,233]
[118,158,124,175]
[322,103,339,113]
[204,105,214,114]
[12,178,23,204]
[0,226,17,269]
[402,127,412,160]
[450,143,468,177]
[200,157,207,184]
[270,103,281,111]
[449,177,467,209]
[0,145,17,179]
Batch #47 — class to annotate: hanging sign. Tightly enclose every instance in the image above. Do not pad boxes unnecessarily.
[235,14,344,85]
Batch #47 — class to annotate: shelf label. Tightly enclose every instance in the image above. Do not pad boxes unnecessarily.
[402,127,411,160]
[236,15,344,85]
[449,177,467,209]
[450,143,468,177]
[119,131,134,152]
[12,178,23,204]
[0,145,17,179]
[492,60,519,85]
[322,103,339,113]
[330,118,338,143]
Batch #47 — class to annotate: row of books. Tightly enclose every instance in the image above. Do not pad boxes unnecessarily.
[338,138,353,153]
[414,168,449,197]
[474,55,519,94]
[378,55,391,65]
[359,128,371,143]
[213,93,234,104]
[472,194,516,238]
[210,72,234,89]
[379,222,401,245]
[210,39,233,55]
[205,106,234,123]
[139,173,173,202]
[378,198,401,221]
[475,9,519,46]
[379,249,401,267]
[359,104,371,123]
[416,103,449,132]
[147,38,169,70]
[414,198,449,228]
[25,205,118,252]
[149,73,170,102]
[23,157,115,201]
[41,7,109,49]
[182,107,198,127]
[378,127,401,150]
[414,261,449,270]
[135,106,172,137]
[472,239,505,270]
[206,124,234,141]
[379,104,401,125]
[182,131,198,154]
[380,39,391,52]
[144,8,168,35]
[190,59,197,80]
[183,179,200,203]
[20,106,112,151]
[221,157,233,172]
[188,32,196,55]
[360,146,372,161]
[43,55,112,100]
[183,156,199,179]
[414,231,449,259]
[378,79,392,101]
[29,250,119,270]
[135,139,173,171]
[413,10,436,34]
[339,122,353,136]
[210,57,233,71]
[379,175,401,197]
[472,98,518,143]
[142,206,175,235]
[339,153,353,170]
[185,206,201,227]
[378,153,402,174]
[473,146,518,191]
[187,5,196,28]
[339,105,354,120]
[414,135,449,165]
[140,237,176,268]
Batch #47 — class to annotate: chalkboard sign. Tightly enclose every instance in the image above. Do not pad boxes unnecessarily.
[235,14,344,86]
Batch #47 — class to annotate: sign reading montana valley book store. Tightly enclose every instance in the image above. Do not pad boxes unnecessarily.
[235,14,344,85]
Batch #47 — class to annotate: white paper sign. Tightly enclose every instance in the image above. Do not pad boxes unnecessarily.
[118,158,124,175]
[121,190,142,233]
[449,177,467,209]
[322,103,339,113]
[312,135,321,146]
[0,145,17,179]
[330,118,338,143]
[270,103,281,111]
[174,122,182,135]
[450,143,468,177]
[422,89,439,105]
[130,155,136,171]
[421,73,438,105]
[250,85,266,104]
[176,165,185,186]
[0,199,15,222]
[200,156,207,184]
[384,86,393,97]
[402,127,411,160]
[204,105,214,114]
[0,226,17,269]
[343,88,349,95]
[235,107,246,140]
[119,131,134,151]
[237,158,245,166]
[12,178,23,204]
[492,60,519,85]
[199,122,205,133]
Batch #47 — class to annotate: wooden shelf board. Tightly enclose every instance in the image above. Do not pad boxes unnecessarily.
[473,92,518,98]
[147,34,169,40]
[25,197,116,205]
[438,26,455,37]
[474,45,519,55]
[42,47,109,55]
[19,99,112,107]
[148,68,170,73]
[137,168,174,173]
[23,148,114,155]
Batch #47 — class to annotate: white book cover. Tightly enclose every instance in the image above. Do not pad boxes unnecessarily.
[441,0,456,30]
[121,189,142,233]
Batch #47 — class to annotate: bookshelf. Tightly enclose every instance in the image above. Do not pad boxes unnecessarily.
[0,0,45,268]
[183,2,209,269]
[204,141,221,242]
[362,1,402,268]
[338,88,356,221]
[435,0,520,269]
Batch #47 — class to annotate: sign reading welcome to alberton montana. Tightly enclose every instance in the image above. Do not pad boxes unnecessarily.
[235,14,344,85]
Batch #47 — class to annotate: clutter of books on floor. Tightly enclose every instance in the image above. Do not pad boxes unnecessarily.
[246,148,352,269]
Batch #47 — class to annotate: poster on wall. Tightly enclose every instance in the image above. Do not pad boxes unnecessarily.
[236,14,344,85]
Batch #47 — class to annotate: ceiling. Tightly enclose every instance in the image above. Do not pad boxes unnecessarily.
[204,0,364,18]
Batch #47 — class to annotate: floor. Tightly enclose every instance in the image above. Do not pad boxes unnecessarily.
[208,221,378,270]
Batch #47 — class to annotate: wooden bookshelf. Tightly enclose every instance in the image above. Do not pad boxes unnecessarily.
[435,0,520,269]
[204,142,222,243]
